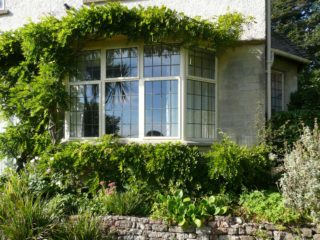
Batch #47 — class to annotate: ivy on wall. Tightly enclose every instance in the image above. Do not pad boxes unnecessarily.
[0,3,250,169]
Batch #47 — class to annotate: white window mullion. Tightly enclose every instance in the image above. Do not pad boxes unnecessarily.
[139,44,145,139]
[215,56,218,139]
[181,48,187,141]
[101,49,106,136]
[65,77,71,139]
[99,81,103,137]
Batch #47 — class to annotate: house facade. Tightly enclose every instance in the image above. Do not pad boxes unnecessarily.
[0,0,309,146]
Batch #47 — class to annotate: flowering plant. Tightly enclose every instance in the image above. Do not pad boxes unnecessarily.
[99,180,117,195]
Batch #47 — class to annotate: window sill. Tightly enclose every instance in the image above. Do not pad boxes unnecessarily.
[83,0,107,4]
[0,9,9,15]
[83,0,137,4]
[62,137,215,146]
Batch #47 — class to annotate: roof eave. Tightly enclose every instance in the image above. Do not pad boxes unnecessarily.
[272,48,311,64]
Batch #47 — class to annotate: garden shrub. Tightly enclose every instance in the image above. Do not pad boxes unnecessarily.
[206,136,273,193]
[151,190,229,227]
[266,110,320,156]
[33,137,204,197]
[33,135,121,195]
[115,142,203,195]
[280,124,320,221]
[239,190,303,225]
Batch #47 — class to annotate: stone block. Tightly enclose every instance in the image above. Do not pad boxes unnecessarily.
[151,224,168,232]
[176,233,192,239]
[283,233,296,240]
[196,235,210,240]
[273,231,286,240]
[230,237,240,240]
[115,220,132,229]
[196,227,212,235]
[234,217,244,225]
[215,228,229,234]
[169,226,185,233]
[313,234,320,240]
[134,237,146,240]
[217,236,230,240]
[239,236,254,240]
[245,226,255,235]
[238,226,246,235]
[301,228,313,238]
[228,225,239,235]
[264,224,276,231]
[188,233,197,238]
[148,231,164,238]
[136,223,146,230]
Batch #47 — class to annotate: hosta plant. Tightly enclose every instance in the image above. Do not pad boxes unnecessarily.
[151,190,228,227]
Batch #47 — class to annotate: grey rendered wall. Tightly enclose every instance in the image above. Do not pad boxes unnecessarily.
[272,56,299,110]
[217,44,266,146]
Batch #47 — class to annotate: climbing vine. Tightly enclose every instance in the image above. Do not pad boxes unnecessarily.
[0,3,250,168]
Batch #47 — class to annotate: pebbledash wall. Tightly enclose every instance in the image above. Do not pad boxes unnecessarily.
[95,215,320,240]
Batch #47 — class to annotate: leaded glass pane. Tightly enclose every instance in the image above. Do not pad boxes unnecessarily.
[271,72,284,113]
[145,80,179,137]
[73,51,101,82]
[70,84,99,137]
[186,80,215,139]
[144,45,180,77]
[106,48,138,78]
[105,81,139,138]
[188,48,215,79]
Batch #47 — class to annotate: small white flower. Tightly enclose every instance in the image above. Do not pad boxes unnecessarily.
[56,181,62,187]
[268,153,277,161]
[30,159,35,164]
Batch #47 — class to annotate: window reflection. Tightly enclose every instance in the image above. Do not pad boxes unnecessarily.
[144,45,180,77]
[73,50,101,81]
[106,48,138,78]
[105,81,139,137]
[70,84,99,137]
[145,80,178,137]
[188,48,215,79]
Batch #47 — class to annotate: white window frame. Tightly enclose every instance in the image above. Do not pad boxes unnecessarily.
[0,0,5,10]
[65,43,218,144]
[271,70,285,114]
[102,44,141,140]
[142,44,181,140]
[184,48,218,143]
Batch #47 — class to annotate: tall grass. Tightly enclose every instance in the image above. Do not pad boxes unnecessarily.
[0,171,61,239]
[55,213,108,240]
[0,171,111,240]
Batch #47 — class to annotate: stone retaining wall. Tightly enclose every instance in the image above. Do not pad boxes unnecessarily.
[100,215,320,240]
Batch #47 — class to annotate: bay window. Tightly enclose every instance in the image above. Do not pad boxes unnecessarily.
[68,44,216,142]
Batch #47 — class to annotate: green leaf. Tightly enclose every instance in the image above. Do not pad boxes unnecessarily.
[193,218,202,228]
